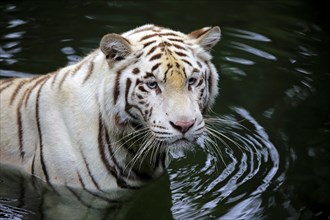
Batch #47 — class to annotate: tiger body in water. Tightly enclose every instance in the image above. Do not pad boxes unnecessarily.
[0,24,221,193]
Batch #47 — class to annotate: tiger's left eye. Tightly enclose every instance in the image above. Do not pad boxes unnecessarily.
[188,77,197,85]
[146,81,158,89]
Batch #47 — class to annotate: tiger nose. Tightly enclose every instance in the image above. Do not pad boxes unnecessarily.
[170,120,195,134]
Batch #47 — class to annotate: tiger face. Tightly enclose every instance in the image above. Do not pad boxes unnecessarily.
[100,25,221,150]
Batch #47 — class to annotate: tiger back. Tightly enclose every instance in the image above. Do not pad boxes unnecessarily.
[0,24,221,193]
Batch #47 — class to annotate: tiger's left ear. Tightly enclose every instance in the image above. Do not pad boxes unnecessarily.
[188,26,221,52]
[100,33,132,64]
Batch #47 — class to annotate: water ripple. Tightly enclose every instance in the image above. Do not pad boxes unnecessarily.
[226,28,271,42]
[169,107,282,219]
[225,56,255,65]
[7,19,27,28]
[3,31,25,40]
[230,42,277,60]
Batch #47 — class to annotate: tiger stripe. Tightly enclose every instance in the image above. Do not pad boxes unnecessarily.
[0,81,14,94]
[146,45,158,56]
[98,114,138,189]
[139,32,178,42]
[66,186,97,209]
[149,53,162,61]
[83,61,94,83]
[79,148,102,191]
[76,171,119,203]
[58,70,71,89]
[17,100,24,160]
[71,61,84,76]
[113,70,122,105]
[151,63,161,72]
[24,75,50,107]
[125,78,143,120]
[9,79,29,105]
[35,75,51,182]
[143,40,157,48]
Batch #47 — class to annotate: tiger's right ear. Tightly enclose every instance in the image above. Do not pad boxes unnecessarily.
[188,26,221,52]
[100,34,132,64]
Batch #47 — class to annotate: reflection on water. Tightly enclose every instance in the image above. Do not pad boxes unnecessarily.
[1,0,330,219]
[169,107,281,219]
[230,42,277,60]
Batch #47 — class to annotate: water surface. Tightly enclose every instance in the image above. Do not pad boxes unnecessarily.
[1,1,329,219]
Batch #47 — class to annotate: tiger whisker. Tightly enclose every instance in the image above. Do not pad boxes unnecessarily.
[125,132,154,175]
[112,127,150,155]
[206,126,248,152]
[204,135,226,170]
[112,127,150,146]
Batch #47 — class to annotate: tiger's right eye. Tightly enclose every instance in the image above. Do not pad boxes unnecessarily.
[146,81,158,89]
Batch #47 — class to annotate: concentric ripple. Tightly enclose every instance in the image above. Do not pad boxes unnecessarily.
[169,107,282,219]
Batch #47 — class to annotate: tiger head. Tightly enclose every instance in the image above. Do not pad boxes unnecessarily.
[100,25,221,150]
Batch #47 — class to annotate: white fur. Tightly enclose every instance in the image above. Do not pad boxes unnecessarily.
[0,24,221,193]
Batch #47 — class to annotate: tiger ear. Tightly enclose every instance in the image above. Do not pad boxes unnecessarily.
[188,26,221,52]
[100,33,132,64]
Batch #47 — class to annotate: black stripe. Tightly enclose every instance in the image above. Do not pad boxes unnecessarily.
[79,148,101,191]
[194,126,204,133]
[0,81,14,94]
[36,76,51,183]
[50,70,59,87]
[148,107,153,119]
[196,79,204,87]
[143,40,157,48]
[181,59,192,66]
[77,171,120,203]
[152,125,167,129]
[163,68,171,82]
[151,63,161,72]
[71,61,84,76]
[17,103,24,160]
[146,45,158,55]
[98,115,139,189]
[104,126,150,182]
[98,116,116,176]
[125,79,145,121]
[113,71,122,105]
[82,61,94,83]
[31,154,36,175]
[172,43,185,50]
[58,70,71,89]
[175,51,188,57]
[66,186,103,210]
[168,38,184,43]
[160,32,179,37]
[24,75,50,107]
[143,72,154,79]
[140,33,158,41]
[206,62,213,96]
[77,171,86,188]
[10,80,29,105]
[182,67,187,79]
[17,87,35,161]
[153,131,172,135]
[104,126,125,177]
[149,53,162,61]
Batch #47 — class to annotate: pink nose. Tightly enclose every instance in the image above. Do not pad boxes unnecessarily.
[170,120,195,134]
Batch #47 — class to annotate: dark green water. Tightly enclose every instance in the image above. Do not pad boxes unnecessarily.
[1,0,329,219]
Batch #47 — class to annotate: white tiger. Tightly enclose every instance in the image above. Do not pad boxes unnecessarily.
[0,24,221,194]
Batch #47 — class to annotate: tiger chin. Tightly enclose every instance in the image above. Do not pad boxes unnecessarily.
[0,24,221,193]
